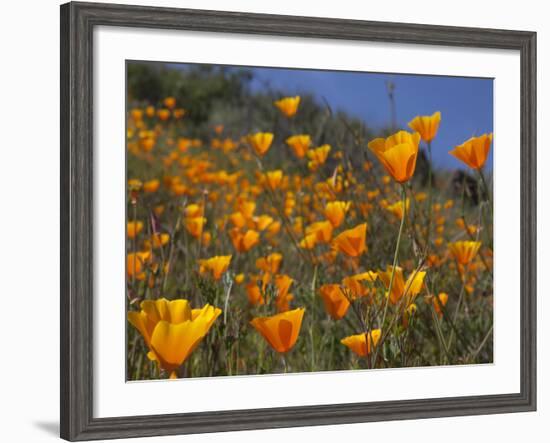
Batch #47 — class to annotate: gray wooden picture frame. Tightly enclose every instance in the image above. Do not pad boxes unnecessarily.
[60,2,537,441]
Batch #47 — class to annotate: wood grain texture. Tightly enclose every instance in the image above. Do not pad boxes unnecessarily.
[60,2,537,441]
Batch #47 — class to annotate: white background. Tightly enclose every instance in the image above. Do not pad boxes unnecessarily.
[0,0,546,442]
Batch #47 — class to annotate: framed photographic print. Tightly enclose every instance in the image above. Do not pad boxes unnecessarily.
[60,1,537,441]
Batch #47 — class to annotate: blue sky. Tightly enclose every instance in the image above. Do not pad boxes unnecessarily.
[163,62,493,169]
[247,67,493,169]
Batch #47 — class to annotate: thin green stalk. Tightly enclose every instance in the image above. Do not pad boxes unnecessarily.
[309,265,318,371]
[424,141,433,256]
[446,259,473,350]
[161,214,181,297]
[469,324,493,362]
[131,201,138,289]
[371,185,407,367]
[477,168,492,210]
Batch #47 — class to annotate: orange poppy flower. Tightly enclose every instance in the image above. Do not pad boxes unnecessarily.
[143,179,160,193]
[150,233,170,248]
[408,111,441,143]
[332,223,367,257]
[127,251,151,281]
[157,109,171,121]
[237,200,256,219]
[273,96,300,118]
[448,241,481,265]
[229,212,246,229]
[449,133,493,170]
[256,253,283,274]
[305,220,334,243]
[246,273,270,306]
[341,329,381,357]
[130,108,143,122]
[254,214,274,231]
[250,308,305,353]
[378,266,426,305]
[173,108,186,119]
[229,228,260,252]
[199,255,232,280]
[432,292,449,317]
[307,144,331,170]
[264,170,283,190]
[274,274,294,312]
[128,298,221,375]
[184,216,206,239]
[341,271,378,299]
[128,178,143,192]
[367,130,420,183]
[248,132,274,156]
[184,203,203,218]
[386,198,410,219]
[163,96,176,109]
[324,201,351,228]
[319,284,350,320]
[127,221,144,239]
[286,134,311,158]
[299,232,318,250]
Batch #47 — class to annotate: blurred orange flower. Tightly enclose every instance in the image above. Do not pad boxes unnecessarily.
[184,203,203,218]
[127,251,151,280]
[229,228,260,252]
[256,253,283,274]
[199,255,232,280]
[449,133,493,170]
[368,130,420,183]
[250,308,305,353]
[341,329,381,357]
[332,223,367,257]
[264,170,283,190]
[319,284,350,320]
[173,108,186,119]
[128,178,143,192]
[378,266,426,305]
[248,132,274,156]
[433,292,449,317]
[143,179,160,193]
[274,274,294,312]
[274,96,300,118]
[408,111,441,143]
[127,221,144,239]
[163,96,176,109]
[150,233,170,248]
[341,271,378,299]
[286,134,311,158]
[184,216,206,238]
[307,144,331,170]
[324,201,351,228]
[305,220,333,243]
[299,233,318,250]
[448,241,481,265]
[254,214,274,231]
[157,108,171,121]
[246,273,270,306]
[386,198,410,219]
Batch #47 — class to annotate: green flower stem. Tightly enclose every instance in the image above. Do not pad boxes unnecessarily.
[424,141,433,256]
[131,200,138,290]
[371,184,407,367]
